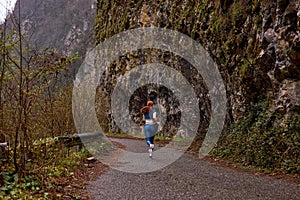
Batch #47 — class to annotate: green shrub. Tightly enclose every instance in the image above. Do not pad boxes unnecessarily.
[212,100,300,173]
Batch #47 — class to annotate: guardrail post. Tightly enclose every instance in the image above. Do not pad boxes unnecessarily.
[0,142,8,163]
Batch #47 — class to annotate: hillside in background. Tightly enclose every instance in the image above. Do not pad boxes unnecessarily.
[5,0,97,76]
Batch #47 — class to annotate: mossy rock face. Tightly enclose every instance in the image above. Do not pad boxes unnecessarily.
[95,0,300,173]
[95,0,298,115]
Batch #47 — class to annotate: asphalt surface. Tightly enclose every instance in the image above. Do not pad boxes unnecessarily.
[88,138,300,200]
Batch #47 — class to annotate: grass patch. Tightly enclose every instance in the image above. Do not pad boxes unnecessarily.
[105,132,168,141]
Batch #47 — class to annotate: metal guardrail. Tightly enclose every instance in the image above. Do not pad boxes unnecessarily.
[0,133,105,161]
[0,142,8,147]
[58,132,104,148]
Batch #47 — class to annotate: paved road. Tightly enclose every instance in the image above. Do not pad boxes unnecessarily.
[88,138,300,200]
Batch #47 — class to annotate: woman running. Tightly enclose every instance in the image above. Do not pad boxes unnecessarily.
[141,100,158,158]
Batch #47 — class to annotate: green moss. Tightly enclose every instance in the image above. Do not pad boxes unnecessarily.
[212,16,222,32]
[240,59,250,76]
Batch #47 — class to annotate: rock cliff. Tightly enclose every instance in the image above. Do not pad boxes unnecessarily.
[95,0,299,172]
